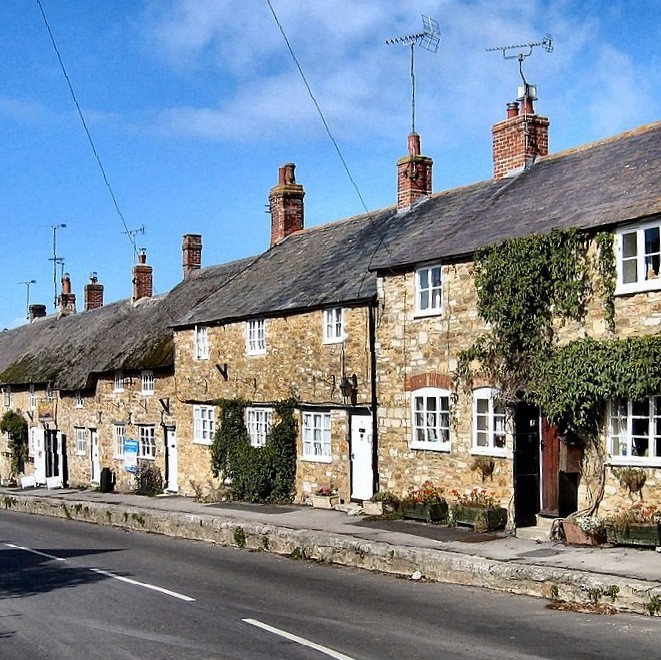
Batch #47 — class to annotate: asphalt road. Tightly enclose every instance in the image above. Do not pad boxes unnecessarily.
[1,510,660,659]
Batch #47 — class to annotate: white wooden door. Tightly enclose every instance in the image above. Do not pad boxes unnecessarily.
[165,428,178,493]
[90,430,100,484]
[350,413,373,501]
[32,427,46,484]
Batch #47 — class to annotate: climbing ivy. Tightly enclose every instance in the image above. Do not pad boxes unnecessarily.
[210,397,298,503]
[595,232,616,332]
[0,410,28,478]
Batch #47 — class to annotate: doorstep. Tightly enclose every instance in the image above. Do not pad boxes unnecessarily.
[515,515,556,541]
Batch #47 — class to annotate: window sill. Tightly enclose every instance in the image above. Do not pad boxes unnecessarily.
[138,456,155,461]
[413,309,443,320]
[192,440,212,447]
[247,351,266,357]
[615,280,661,296]
[471,448,508,459]
[607,457,661,468]
[410,442,451,453]
[322,337,345,345]
[141,392,154,397]
[301,455,333,464]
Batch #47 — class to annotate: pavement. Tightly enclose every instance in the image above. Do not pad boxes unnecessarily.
[2,485,661,616]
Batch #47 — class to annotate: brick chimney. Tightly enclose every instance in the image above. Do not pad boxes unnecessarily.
[132,249,153,303]
[182,234,202,278]
[58,273,76,315]
[84,272,104,311]
[397,133,433,211]
[269,163,305,247]
[492,95,549,180]
[29,304,47,323]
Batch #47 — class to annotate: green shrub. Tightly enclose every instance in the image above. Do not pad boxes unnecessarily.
[135,462,163,496]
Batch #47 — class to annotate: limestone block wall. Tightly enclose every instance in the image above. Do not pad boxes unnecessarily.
[173,305,373,502]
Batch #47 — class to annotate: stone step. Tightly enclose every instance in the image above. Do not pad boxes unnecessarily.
[515,515,560,542]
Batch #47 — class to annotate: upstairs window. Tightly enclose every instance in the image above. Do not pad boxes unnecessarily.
[247,319,266,355]
[195,325,209,360]
[415,265,443,315]
[193,405,216,445]
[75,391,83,408]
[323,308,344,343]
[113,371,124,393]
[246,407,273,447]
[141,370,154,396]
[29,384,36,411]
[472,388,507,456]
[616,222,661,294]
[2,386,11,408]
[608,396,661,466]
[411,388,451,452]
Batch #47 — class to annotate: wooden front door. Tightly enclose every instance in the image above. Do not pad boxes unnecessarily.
[540,419,560,516]
[513,402,541,527]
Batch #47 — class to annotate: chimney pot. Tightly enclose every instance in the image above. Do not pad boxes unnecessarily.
[269,163,305,247]
[506,101,519,119]
[58,274,76,315]
[29,304,47,322]
[397,133,433,211]
[182,234,203,279]
[84,272,104,310]
[132,249,153,303]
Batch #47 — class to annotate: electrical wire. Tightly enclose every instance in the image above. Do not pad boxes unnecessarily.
[35,0,139,264]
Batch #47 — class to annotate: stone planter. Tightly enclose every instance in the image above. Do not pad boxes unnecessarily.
[311,494,339,510]
[563,520,606,546]
[363,500,383,516]
[401,501,448,523]
[452,505,507,532]
[606,524,661,547]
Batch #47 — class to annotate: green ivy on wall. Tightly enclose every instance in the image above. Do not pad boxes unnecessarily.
[210,397,298,503]
[0,410,28,477]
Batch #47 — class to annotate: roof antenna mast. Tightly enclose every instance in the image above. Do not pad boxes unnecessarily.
[122,225,146,263]
[386,15,440,134]
[486,34,553,110]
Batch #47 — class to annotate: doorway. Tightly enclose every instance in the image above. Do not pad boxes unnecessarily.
[164,427,178,493]
[513,402,541,527]
[90,429,100,484]
[350,412,373,501]
[45,430,67,485]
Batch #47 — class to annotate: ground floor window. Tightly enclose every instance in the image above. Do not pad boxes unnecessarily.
[138,425,156,460]
[303,411,332,461]
[411,387,451,451]
[472,388,507,456]
[608,396,661,465]
[193,405,216,445]
[246,407,273,447]
[114,424,125,458]
[75,427,87,455]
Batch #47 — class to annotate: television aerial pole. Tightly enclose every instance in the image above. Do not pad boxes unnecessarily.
[386,15,441,134]
[18,279,37,320]
[47,223,66,309]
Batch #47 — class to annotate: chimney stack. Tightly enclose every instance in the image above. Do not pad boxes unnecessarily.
[58,273,76,315]
[29,304,47,323]
[492,94,549,180]
[84,272,104,311]
[132,249,153,303]
[268,163,305,247]
[397,133,433,211]
[182,234,202,278]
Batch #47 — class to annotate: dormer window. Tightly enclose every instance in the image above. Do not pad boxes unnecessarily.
[141,370,154,396]
[114,371,124,393]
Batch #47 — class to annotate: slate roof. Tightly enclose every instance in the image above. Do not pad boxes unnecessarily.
[173,207,395,328]
[0,257,252,390]
[371,121,661,271]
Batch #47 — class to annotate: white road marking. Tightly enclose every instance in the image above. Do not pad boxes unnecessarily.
[243,618,357,660]
[90,568,195,602]
[4,542,195,602]
[4,543,66,561]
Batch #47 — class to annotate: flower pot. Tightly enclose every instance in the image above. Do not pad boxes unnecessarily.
[563,520,606,546]
[452,505,507,532]
[311,494,339,509]
[402,501,448,523]
[606,524,661,547]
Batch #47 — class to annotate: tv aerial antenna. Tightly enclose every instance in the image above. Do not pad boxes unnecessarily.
[122,225,146,263]
[486,34,553,101]
[386,15,441,134]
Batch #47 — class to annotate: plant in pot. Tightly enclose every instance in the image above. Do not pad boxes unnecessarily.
[363,490,399,516]
[605,503,661,547]
[311,483,339,509]
[562,514,606,546]
[401,480,448,523]
[449,488,507,532]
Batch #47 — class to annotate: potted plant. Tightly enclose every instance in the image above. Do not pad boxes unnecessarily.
[450,488,507,532]
[562,514,606,546]
[605,503,661,547]
[363,491,399,516]
[310,483,339,509]
[401,481,448,523]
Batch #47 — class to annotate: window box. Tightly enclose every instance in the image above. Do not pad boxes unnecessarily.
[402,501,448,523]
[606,524,661,547]
[451,505,507,532]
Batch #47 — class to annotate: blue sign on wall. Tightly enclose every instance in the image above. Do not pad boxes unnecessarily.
[124,438,139,473]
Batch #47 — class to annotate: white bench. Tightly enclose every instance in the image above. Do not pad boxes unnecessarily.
[46,476,63,490]
[20,475,37,489]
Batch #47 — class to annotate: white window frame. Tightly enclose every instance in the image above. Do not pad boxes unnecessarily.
[2,386,11,408]
[615,221,661,295]
[247,319,266,355]
[141,370,154,396]
[472,387,507,457]
[323,308,344,343]
[138,425,156,460]
[75,427,87,456]
[114,370,124,393]
[193,405,216,445]
[114,424,125,459]
[195,325,209,360]
[415,264,443,316]
[46,384,54,401]
[246,407,273,447]
[410,387,451,452]
[29,384,36,411]
[607,396,661,466]
[75,390,83,408]
[302,411,332,462]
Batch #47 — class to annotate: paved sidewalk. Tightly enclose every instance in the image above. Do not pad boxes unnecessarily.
[2,485,661,616]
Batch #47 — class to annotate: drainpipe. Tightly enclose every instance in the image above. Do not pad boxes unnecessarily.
[368,300,379,494]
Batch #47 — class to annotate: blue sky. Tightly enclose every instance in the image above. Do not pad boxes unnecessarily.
[1,0,659,329]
